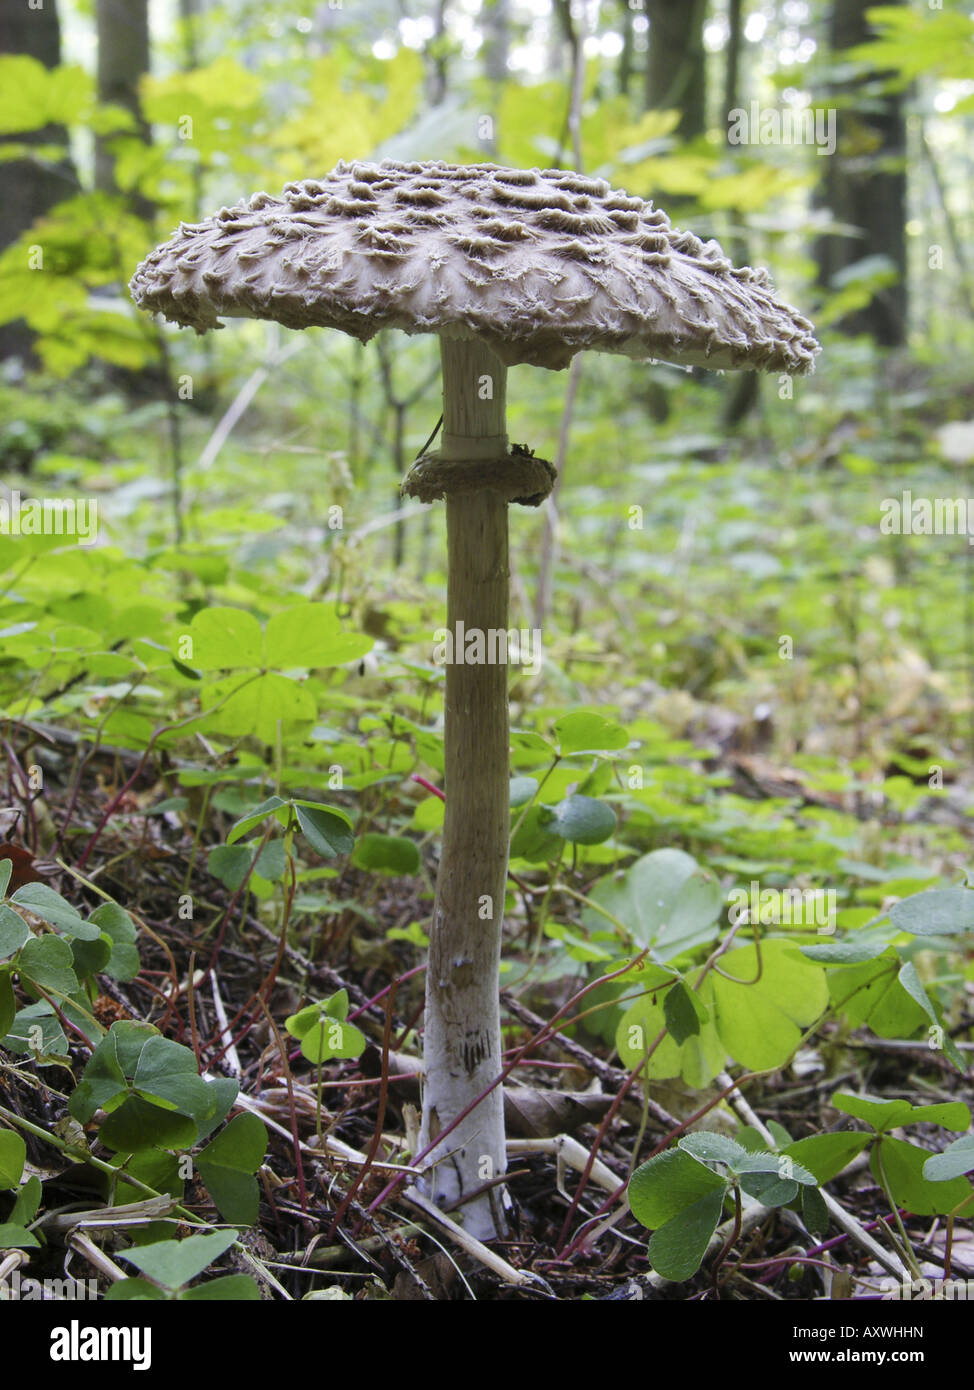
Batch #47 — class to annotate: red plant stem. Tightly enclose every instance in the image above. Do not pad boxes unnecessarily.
[750,1210,907,1282]
[195,822,276,1005]
[555,1070,775,1263]
[186,949,200,1069]
[365,950,650,1219]
[203,848,296,1069]
[2,738,39,850]
[77,684,261,869]
[77,748,155,870]
[256,995,310,1220]
[328,981,399,1239]
[348,964,425,1022]
[553,1028,668,1253]
[411,774,445,802]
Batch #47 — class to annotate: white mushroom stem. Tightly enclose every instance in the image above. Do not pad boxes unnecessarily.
[417,337,512,1241]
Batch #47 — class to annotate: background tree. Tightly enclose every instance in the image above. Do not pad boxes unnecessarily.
[815,0,908,346]
[644,0,708,139]
[0,0,78,362]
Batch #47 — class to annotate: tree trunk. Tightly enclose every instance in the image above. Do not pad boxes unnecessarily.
[481,0,509,84]
[0,0,78,362]
[721,0,760,429]
[418,339,511,1242]
[815,0,907,346]
[95,0,151,198]
[645,0,708,141]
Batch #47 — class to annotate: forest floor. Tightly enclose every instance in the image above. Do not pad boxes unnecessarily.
[3,709,971,1303]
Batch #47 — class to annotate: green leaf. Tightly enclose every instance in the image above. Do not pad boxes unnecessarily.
[104,1277,168,1300]
[872,1137,973,1217]
[351,833,421,875]
[678,1132,746,1166]
[18,933,79,995]
[0,858,11,898]
[924,1136,974,1183]
[11,883,100,939]
[509,777,538,808]
[69,1028,129,1120]
[200,671,317,741]
[510,730,556,756]
[264,604,372,668]
[0,1222,40,1248]
[0,904,29,960]
[828,949,929,1038]
[226,796,289,846]
[321,989,349,1022]
[739,1172,799,1206]
[0,970,13,1038]
[109,1020,160,1075]
[555,711,628,755]
[889,887,973,938]
[801,936,889,964]
[196,1113,267,1227]
[584,848,723,960]
[89,902,137,943]
[0,1129,26,1188]
[801,1184,829,1236]
[207,842,286,891]
[550,795,617,845]
[132,1036,216,1124]
[99,1095,199,1153]
[294,802,355,858]
[510,804,562,863]
[648,1189,725,1281]
[664,980,704,1044]
[118,1230,238,1290]
[285,1003,325,1040]
[112,1149,184,1206]
[189,1077,239,1145]
[70,931,113,979]
[299,1016,366,1063]
[180,1274,261,1300]
[186,607,263,670]
[766,1120,793,1149]
[735,1151,816,1185]
[709,939,828,1071]
[616,980,726,1088]
[832,1093,913,1132]
[9,1174,41,1226]
[782,1132,871,1184]
[895,962,964,1069]
[628,1147,726,1229]
[833,1093,970,1134]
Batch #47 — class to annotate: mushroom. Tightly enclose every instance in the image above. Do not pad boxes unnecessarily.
[131,159,820,1241]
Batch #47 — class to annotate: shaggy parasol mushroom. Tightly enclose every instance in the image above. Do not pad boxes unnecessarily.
[131,159,820,1241]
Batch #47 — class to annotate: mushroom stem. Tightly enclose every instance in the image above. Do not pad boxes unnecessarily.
[418,338,512,1240]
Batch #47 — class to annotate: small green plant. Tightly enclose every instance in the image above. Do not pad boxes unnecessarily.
[69,1020,268,1225]
[628,1092,974,1284]
[628,1130,820,1282]
[285,989,366,1139]
[0,1129,41,1250]
[0,857,140,1057]
[107,1229,259,1301]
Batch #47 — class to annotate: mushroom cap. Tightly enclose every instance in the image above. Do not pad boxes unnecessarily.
[130,159,819,374]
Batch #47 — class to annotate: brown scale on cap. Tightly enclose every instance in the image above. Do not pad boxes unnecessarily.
[130,158,820,374]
